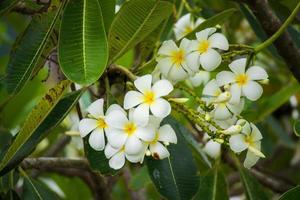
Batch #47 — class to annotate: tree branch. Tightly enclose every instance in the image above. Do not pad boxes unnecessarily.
[241,0,300,82]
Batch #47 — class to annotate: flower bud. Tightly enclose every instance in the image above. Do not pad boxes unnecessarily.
[258,78,269,85]
[205,113,211,121]
[222,125,242,135]
[169,98,189,103]
[163,142,170,146]
[213,91,231,103]
[214,138,224,144]
[146,150,151,156]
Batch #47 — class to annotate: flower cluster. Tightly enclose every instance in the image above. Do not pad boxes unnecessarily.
[79,75,177,170]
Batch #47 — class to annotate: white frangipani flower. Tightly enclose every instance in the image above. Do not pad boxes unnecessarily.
[188,70,210,87]
[124,74,173,125]
[174,13,205,40]
[202,79,244,120]
[186,28,229,71]
[104,143,148,170]
[79,99,112,151]
[105,108,155,155]
[156,39,196,82]
[229,120,265,168]
[216,58,268,104]
[202,134,221,159]
[146,117,177,159]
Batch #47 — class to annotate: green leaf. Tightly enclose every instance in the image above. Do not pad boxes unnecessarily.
[236,159,269,200]
[98,0,116,33]
[5,1,65,96]
[129,166,152,191]
[279,185,300,200]
[147,117,200,200]
[0,0,19,15]
[185,8,237,40]
[244,82,300,122]
[84,139,117,175]
[0,80,71,174]
[0,89,83,176]
[293,120,300,137]
[194,162,229,200]
[58,0,108,85]
[108,0,173,63]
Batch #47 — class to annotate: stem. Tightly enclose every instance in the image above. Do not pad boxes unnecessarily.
[71,83,83,120]
[254,1,300,53]
[104,76,110,109]
[109,64,136,81]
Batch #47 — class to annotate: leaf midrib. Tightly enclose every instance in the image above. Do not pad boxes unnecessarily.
[82,0,87,81]
[212,168,218,200]
[110,0,161,63]
[167,157,180,199]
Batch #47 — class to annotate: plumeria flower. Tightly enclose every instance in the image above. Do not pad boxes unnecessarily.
[105,108,156,155]
[187,70,210,87]
[104,143,148,170]
[174,13,205,40]
[79,99,115,151]
[145,117,177,159]
[216,58,268,104]
[202,134,221,159]
[124,74,173,125]
[186,28,229,71]
[156,39,197,82]
[229,120,265,168]
[202,79,244,120]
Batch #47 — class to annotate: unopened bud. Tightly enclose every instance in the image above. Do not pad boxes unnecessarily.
[163,142,170,146]
[214,91,231,103]
[222,125,242,135]
[169,98,189,103]
[237,119,247,126]
[214,138,224,144]
[205,113,211,121]
[146,150,151,156]
[224,84,230,91]
[258,78,269,85]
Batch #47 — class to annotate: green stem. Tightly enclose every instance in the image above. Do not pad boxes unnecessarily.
[254,1,300,53]
[109,64,136,81]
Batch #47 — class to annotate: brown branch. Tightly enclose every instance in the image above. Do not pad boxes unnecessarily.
[241,0,300,82]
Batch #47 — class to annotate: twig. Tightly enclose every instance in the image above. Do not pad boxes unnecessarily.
[71,83,83,120]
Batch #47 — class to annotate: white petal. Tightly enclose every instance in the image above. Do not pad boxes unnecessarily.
[195,17,205,26]
[208,33,229,50]
[158,124,177,144]
[186,40,199,52]
[109,151,125,170]
[196,28,216,41]
[229,134,248,153]
[229,83,242,104]
[152,79,173,98]
[203,140,221,159]
[136,125,156,142]
[150,98,171,118]
[158,40,178,56]
[200,49,222,71]
[244,150,260,169]
[150,142,170,159]
[126,143,148,163]
[242,81,263,101]
[181,62,194,76]
[124,91,143,109]
[148,115,163,129]
[168,65,189,81]
[189,70,210,87]
[227,98,244,115]
[105,109,128,129]
[203,79,221,97]
[133,104,150,126]
[186,51,200,73]
[106,128,128,149]
[250,123,262,141]
[104,143,119,159]
[125,136,143,155]
[88,128,105,151]
[246,66,268,80]
[214,104,232,120]
[229,58,246,74]
[216,71,236,86]
[87,99,104,119]
[241,121,251,135]
[79,118,98,138]
[134,74,152,93]
[179,38,191,49]
[156,57,173,78]
[106,104,126,115]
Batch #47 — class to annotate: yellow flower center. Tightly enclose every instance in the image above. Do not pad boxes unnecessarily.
[235,74,248,86]
[151,132,159,145]
[198,40,210,53]
[123,122,137,136]
[143,90,155,105]
[97,118,107,129]
[171,49,185,66]
[245,135,254,145]
[184,26,193,34]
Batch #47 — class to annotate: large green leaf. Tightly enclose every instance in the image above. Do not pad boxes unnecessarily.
[194,162,229,200]
[0,80,71,174]
[5,1,65,96]
[98,0,116,34]
[185,8,237,40]
[58,0,108,85]
[108,0,173,63]
[0,89,83,176]
[84,139,117,175]
[147,117,200,200]
[279,185,300,200]
[0,0,19,15]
